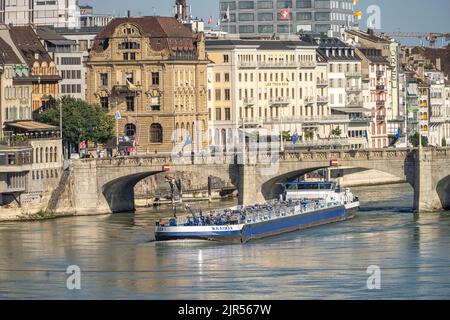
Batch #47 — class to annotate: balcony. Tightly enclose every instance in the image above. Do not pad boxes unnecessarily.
[258,61,298,69]
[265,115,349,125]
[345,71,361,78]
[376,115,386,122]
[376,71,385,78]
[346,100,364,108]
[238,61,257,68]
[269,97,290,106]
[376,100,386,106]
[299,61,317,68]
[316,96,328,104]
[304,96,314,105]
[316,78,328,87]
[376,85,386,92]
[349,116,372,123]
[346,86,362,93]
[243,97,256,106]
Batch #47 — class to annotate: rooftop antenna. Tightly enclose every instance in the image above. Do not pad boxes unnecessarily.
[153,7,156,16]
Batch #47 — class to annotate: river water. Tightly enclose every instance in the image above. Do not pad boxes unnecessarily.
[0,183,449,300]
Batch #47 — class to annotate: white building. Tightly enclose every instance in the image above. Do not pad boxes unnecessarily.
[206,38,350,151]
[0,0,80,28]
[425,70,449,147]
[37,26,86,100]
[312,37,368,149]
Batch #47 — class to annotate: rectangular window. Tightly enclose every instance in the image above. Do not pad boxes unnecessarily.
[215,89,221,101]
[152,72,160,86]
[215,73,221,82]
[100,73,108,86]
[224,89,231,101]
[215,108,222,121]
[225,108,231,120]
[223,55,229,63]
[100,97,109,109]
[126,96,135,111]
[224,73,230,82]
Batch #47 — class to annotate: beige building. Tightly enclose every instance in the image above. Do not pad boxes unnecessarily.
[206,39,348,150]
[86,17,209,154]
[344,30,403,142]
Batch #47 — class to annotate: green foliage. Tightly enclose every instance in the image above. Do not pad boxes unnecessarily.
[39,96,114,146]
[281,131,291,142]
[409,133,429,147]
[304,129,315,141]
[442,137,447,147]
[331,126,342,137]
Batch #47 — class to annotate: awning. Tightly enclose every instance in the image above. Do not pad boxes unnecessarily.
[47,39,76,46]
[331,107,372,114]
[5,121,59,132]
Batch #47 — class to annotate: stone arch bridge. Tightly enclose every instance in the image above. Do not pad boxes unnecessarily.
[50,148,450,215]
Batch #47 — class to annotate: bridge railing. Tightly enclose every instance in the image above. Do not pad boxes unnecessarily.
[69,147,441,167]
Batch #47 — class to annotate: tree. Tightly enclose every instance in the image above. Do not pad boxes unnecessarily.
[281,130,291,142]
[331,126,342,137]
[409,133,429,147]
[304,129,315,141]
[39,96,114,149]
[442,137,447,147]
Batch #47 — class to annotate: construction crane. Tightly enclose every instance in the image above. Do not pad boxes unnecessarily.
[381,32,450,47]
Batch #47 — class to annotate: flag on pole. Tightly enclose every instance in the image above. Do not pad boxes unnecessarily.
[208,16,213,25]
[280,8,290,20]
[126,79,138,90]
[222,5,230,22]
[292,130,299,145]
[183,133,193,148]
[363,130,369,142]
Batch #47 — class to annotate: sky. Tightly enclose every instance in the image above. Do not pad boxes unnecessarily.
[81,0,450,46]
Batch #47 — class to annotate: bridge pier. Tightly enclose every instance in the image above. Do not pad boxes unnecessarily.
[238,164,265,206]
[414,148,445,212]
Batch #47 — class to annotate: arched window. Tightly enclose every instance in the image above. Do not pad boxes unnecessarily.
[54,147,58,162]
[40,147,43,163]
[149,123,163,143]
[49,147,53,162]
[125,123,136,137]
[45,147,49,163]
[35,148,39,163]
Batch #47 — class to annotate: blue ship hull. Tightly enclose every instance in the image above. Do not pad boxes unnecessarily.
[155,205,357,244]
[241,205,355,243]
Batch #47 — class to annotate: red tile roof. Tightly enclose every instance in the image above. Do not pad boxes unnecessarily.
[0,38,22,64]
[7,26,53,66]
[91,16,197,54]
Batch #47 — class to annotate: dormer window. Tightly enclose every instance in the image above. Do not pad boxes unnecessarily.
[34,53,39,60]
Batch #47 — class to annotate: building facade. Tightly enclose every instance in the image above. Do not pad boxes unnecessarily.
[345,29,403,144]
[0,37,32,136]
[0,0,80,28]
[206,39,350,150]
[425,70,449,147]
[219,0,357,38]
[37,26,86,100]
[5,26,60,117]
[312,37,367,149]
[357,48,389,148]
[86,17,209,154]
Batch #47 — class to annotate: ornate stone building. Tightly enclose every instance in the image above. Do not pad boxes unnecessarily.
[86,16,209,154]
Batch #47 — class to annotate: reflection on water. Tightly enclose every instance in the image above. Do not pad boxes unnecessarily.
[0,183,449,299]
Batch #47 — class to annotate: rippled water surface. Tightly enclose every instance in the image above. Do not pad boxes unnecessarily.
[0,183,449,299]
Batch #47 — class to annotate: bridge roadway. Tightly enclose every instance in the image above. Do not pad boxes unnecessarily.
[49,148,450,215]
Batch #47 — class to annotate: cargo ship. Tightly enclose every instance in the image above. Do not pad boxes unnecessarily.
[155,182,359,244]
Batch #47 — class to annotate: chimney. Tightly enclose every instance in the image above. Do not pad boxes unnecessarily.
[127,10,131,18]
[367,28,374,36]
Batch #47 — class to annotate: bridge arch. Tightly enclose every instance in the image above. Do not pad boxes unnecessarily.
[436,175,450,210]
